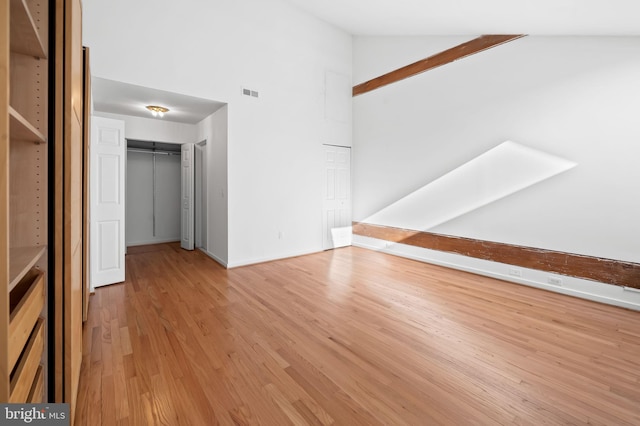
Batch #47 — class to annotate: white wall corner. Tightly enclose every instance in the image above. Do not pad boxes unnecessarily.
[201,248,228,269]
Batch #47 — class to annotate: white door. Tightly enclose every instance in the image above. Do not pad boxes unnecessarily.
[194,142,207,250]
[322,145,352,249]
[91,117,126,288]
[181,143,195,250]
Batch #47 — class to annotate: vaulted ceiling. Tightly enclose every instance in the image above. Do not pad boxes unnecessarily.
[285,0,640,35]
[90,1,640,125]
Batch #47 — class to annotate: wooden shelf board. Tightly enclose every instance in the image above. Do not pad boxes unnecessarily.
[9,106,46,143]
[10,0,47,59]
[9,246,46,292]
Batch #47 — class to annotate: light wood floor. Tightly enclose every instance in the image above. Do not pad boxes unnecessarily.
[75,243,640,425]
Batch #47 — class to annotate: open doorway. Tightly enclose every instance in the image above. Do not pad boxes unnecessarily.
[194,141,208,251]
[126,140,182,247]
[91,77,228,264]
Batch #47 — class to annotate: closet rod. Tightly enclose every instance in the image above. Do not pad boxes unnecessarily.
[127,148,180,155]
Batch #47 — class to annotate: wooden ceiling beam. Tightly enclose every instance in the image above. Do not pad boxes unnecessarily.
[353,34,526,96]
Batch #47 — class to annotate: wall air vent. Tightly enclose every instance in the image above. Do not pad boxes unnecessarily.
[242,87,259,98]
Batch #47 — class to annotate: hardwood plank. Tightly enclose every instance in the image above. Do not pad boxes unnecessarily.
[353,34,525,96]
[353,221,640,288]
[148,373,179,425]
[100,374,116,425]
[73,357,89,421]
[87,358,103,426]
[264,382,310,425]
[75,243,640,425]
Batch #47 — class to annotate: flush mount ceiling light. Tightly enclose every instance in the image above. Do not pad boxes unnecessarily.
[146,105,169,117]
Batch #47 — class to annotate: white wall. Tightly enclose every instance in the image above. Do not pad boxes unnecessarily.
[352,36,640,309]
[94,112,198,144]
[125,151,153,244]
[353,36,640,263]
[83,0,352,267]
[154,154,181,240]
[196,107,228,265]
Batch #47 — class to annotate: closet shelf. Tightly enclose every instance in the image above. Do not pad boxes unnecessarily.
[9,246,46,292]
[27,365,44,403]
[9,317,44,402]
[9,106,46,144]
[10,0,47,59]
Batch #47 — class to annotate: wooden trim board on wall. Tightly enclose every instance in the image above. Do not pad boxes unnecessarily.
[352,34,525,96]
[82,46,90,323]
[0,0,10,402]
[52,0,65,404]
[63,0,84,421]
[353,222,640,289]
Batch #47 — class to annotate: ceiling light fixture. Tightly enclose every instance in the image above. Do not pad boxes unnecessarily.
[146,105,169,117]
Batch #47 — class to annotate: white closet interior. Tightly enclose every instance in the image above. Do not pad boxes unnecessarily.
[126,140,182,246]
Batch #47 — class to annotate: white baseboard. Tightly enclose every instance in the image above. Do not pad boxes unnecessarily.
[126,238,180,247]
[227,248,322,269]
[353,235,640,311]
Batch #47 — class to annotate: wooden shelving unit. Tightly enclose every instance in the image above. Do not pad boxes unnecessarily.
[9,0,47,58]
[9,107,47,143]
[9,246,46,292]
[1,0,49,403]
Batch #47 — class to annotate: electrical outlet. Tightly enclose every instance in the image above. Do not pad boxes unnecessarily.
[547,276,563,286]
[508,268,522,277]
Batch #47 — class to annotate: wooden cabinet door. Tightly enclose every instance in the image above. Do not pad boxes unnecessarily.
[65,0,83,419]
[53,0,84,420]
